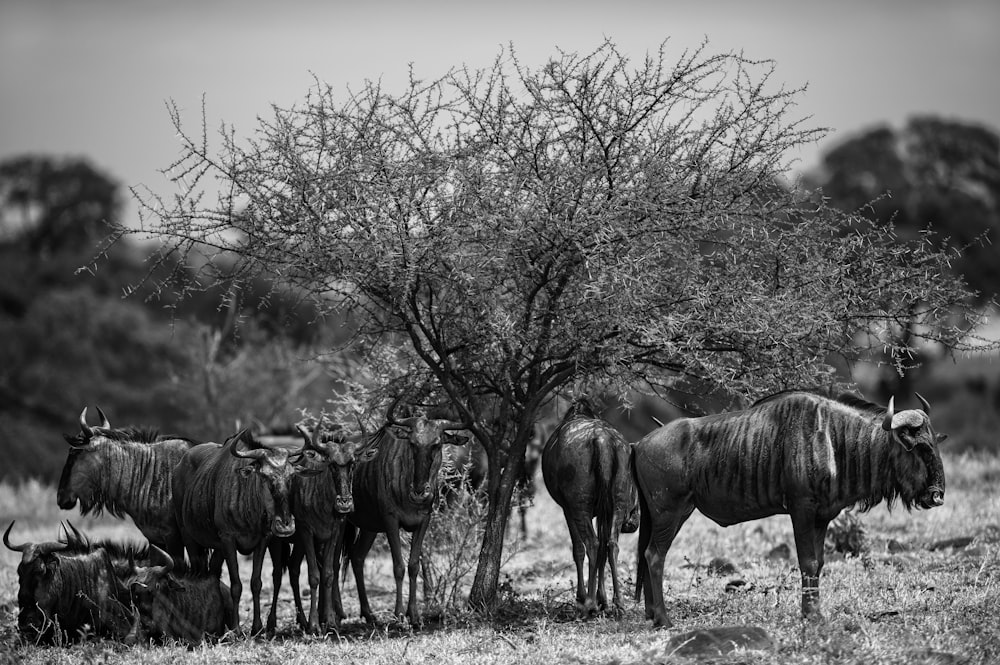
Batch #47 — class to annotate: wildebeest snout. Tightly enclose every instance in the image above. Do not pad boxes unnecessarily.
[271,516,295,537]
[334,496,354,513]
[409,483,433,503]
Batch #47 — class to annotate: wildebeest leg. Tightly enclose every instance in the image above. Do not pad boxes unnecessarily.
[790,510,825,619]
[320,520,345,630]
[564,512,599,616]
[222,543,243,634]
[604,509,627,616]
[332,528,350,623]
[249,542,267,635]
[287,539,307,629]
[406,519,431,626]
[300,532,323,633]
[643,507,693,628]
[382,518,410,623]
[265,539,285,636]
[349,528,379,624]
[209,548,226,577]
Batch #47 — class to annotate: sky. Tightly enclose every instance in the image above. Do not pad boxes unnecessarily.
[2,0,999,221]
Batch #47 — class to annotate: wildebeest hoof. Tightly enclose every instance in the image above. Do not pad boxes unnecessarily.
[652,614,674,629]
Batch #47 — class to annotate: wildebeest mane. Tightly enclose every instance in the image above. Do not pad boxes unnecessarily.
[65,426,197,446]
[834,393,886,416]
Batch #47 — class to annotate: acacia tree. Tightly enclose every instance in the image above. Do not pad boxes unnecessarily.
[126,40,989,609]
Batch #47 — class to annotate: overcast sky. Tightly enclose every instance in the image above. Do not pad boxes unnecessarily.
[2,0,998,220]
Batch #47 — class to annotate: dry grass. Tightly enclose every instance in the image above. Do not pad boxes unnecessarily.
[2,452,999,664]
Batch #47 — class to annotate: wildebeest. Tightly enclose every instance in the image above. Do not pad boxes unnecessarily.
[439,422,543,538]
[119,545,232,645]
[266,422,378,634]
[172,427,321,634]
[632,391,947,627]
[57,407,197,560]
[542,416,640,617]
[4,521,141,643]
[338,407,469,626]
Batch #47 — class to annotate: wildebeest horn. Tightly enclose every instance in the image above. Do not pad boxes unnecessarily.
[881,397,895,432]
[915,392,931,415]
[356,414,368,444]
[295,423,328,454]
[385,394,414,427]
[3,521,67,555]
[79,407,94,438]
[230,428,268,460]
[149,544,174,576]
[3,521,25,552]
[95,406,110,429]
[63,521,87,546]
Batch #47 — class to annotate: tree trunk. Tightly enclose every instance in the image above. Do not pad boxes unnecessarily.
[467,436,526,610]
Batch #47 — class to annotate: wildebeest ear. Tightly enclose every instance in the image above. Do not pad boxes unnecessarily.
[936,433,949,445]
[166,576,184,592]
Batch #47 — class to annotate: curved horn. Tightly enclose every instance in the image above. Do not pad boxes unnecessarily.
[355,414,369,444]
[149,544,174,576]
[64,520,86,546]
[882,397,895,432]
[3,521,25,552]
[79,407,94,438]
[915,392,931,415]
[296,425,316,450]
[386,394,406,426]
[229,428,267,460]
[95,406,110,430]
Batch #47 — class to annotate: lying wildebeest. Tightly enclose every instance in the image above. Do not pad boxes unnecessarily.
[266,421,378,634]
[542,416,639,617]
[172,427,321,634]
[632,391,947,627]
[4,521,141,643]
[338,405,469,626]
[119,544,232,645]
[57,407,197,561]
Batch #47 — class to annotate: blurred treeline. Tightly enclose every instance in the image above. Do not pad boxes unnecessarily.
[0,156,353,482]
[1,115,999,483]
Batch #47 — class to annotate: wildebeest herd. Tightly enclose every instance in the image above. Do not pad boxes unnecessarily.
[5,390,948,647]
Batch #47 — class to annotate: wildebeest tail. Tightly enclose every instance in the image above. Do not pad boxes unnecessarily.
[590,432,615,546]
[631,444,650,603]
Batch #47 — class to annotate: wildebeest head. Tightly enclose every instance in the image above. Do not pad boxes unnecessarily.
[296,422,379,513]
[881,393,947,509]
[56,407,113,511]
[118,544,179,633]
[228,428,322,538]
[4,521,71,640]
[387,402,469,505]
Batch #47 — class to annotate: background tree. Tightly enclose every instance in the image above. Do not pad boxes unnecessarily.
[0,155,345,481]
[804,117,1000,398]
[126,40,990,609]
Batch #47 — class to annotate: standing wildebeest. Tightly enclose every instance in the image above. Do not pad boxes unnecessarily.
[4,521,141,643]
[632,391,947,627]
[172,427,320,634]
[542,417,640,617]
[339,408,469,626]
[119,545,232,645]
[57,407,197,561]
[266,422,378,634]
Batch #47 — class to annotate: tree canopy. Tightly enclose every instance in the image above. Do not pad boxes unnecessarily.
[127,40,990,607]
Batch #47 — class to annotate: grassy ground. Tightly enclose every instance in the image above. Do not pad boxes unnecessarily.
[2,452,999,664]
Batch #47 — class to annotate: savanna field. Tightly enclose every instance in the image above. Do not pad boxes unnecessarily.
[1,452,998,665]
